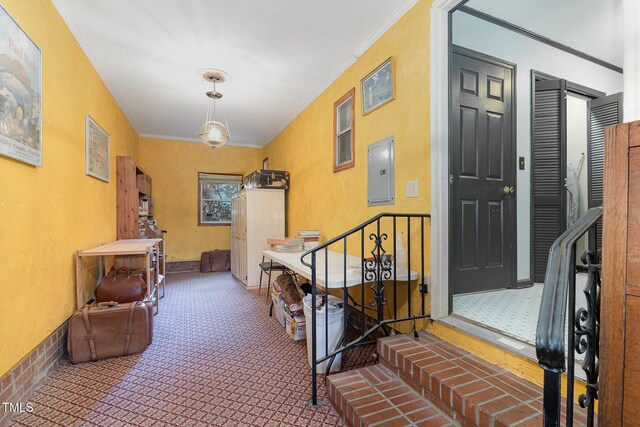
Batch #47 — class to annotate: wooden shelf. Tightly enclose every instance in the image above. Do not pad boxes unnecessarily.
[117,156,157,240]
[76,238,165,315]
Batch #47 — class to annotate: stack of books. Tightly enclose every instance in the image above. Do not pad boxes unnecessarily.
[267,237,303,252]
[297,230,321,250]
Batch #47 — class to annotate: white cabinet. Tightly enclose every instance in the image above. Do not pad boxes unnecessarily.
[231,188,285,288]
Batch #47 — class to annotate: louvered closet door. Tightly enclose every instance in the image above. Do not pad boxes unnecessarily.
[533,79,566,283]
[588,93,623,250]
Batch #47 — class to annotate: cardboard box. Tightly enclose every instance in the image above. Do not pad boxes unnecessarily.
[284,310,306,341]
[271,292,286,328]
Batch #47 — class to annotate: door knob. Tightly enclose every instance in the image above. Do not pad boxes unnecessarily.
[503,186,516,195]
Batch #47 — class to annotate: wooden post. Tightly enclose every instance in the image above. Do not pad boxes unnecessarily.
[75,251,83,310]
[145,248,151,300]
[600,122,631,425]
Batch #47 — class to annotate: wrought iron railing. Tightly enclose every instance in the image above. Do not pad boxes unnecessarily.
[536,207,603,426]
[301,213,431,407]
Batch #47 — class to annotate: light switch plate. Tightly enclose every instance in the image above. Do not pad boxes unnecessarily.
[406,180,418,198]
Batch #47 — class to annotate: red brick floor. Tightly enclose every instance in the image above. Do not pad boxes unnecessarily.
[327,365,457,427]
[376,333,591,426]
[9,272,375,427]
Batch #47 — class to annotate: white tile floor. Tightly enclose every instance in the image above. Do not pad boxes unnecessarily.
[452,274,589,346]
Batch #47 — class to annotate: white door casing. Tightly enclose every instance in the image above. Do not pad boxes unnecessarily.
[429,0,465,320]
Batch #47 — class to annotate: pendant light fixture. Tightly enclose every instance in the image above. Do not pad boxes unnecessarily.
[199,70,231,149]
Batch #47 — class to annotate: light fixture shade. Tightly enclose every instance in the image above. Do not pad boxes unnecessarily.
[199,120,229,148]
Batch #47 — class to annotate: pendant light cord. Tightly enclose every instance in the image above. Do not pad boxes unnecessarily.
[212,81,217,120]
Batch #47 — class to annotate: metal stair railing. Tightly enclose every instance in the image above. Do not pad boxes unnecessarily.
[536,207,602,426]
[301,213,431,407]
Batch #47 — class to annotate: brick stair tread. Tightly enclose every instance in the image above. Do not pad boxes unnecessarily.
[327,364,459,427]
[377,331,592,426]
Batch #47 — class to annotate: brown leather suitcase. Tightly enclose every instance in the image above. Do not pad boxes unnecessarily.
[201,251,213,272]
[67,301,153,364]
[201,250,231,272]
[95,267,147,304]
[210,249,230,272]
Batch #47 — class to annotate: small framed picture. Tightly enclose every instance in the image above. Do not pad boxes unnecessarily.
[361,57,394,115]
[263,157,269,169]
[85,115,110,182]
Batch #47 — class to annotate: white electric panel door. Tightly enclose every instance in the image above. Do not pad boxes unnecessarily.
[368,136,395,206]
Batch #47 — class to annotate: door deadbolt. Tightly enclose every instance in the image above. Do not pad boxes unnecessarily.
[503,186,515,194]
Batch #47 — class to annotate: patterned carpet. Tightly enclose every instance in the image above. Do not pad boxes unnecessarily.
[11,272,375,427]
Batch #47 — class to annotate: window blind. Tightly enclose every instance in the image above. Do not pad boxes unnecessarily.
[198,173,243,184]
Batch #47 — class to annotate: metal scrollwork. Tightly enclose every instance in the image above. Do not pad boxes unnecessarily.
[364,232,391,308]
[574,250,600,409]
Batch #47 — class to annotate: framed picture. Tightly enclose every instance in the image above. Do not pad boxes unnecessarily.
[0,5,42,167]
[263,157,269,169]
[361,57,394,115]
[85,115,110,182]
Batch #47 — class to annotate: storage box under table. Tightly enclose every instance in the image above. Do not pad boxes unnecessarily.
[284,310,306,341]
[271,291,286,328]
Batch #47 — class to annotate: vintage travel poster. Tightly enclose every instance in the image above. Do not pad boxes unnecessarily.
[0,6,42,166]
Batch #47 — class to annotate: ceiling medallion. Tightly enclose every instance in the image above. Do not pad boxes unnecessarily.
[198,69,231,149]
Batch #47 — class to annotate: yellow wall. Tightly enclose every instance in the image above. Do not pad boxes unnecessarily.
[263,1,429,242]
[262,1,430,328]
[0,0,140,376]
[139,137,263,261]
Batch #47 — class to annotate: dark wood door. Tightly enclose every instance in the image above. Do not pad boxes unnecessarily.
[450,47,516,295]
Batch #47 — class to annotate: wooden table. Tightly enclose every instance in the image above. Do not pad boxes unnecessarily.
[262,249,417,289]
[76,239,163,313]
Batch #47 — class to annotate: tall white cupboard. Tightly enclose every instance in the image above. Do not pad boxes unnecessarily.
[231,188,285,288]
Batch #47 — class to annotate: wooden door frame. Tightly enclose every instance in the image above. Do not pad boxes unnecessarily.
[448,45,518,306]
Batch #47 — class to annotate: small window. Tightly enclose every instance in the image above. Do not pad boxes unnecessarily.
[198,172,242,225]
[334,87,355,172]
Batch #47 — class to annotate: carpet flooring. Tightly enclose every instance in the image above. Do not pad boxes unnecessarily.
[11,272,375,427]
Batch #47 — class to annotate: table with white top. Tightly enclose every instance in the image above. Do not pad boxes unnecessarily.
[262,249,417,289]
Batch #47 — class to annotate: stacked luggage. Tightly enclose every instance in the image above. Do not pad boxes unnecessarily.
[68,267,154,364]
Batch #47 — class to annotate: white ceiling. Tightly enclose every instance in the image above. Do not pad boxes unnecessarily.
[465,0,624,68]
[52,0,418,147]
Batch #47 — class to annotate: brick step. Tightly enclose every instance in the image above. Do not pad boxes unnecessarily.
[377,331,590,426]
[327,364,459,427]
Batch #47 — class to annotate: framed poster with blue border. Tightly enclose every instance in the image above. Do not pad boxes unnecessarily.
[0,5,42,167]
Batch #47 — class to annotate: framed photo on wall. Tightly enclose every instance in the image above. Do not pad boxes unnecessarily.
[361,57,394,115]
[263,157,269,169]
[85,115,110,182]
[0,5,42,167]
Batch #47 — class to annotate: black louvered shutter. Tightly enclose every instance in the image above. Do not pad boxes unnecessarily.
[587,92,622,252]
[533,80,566,283]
